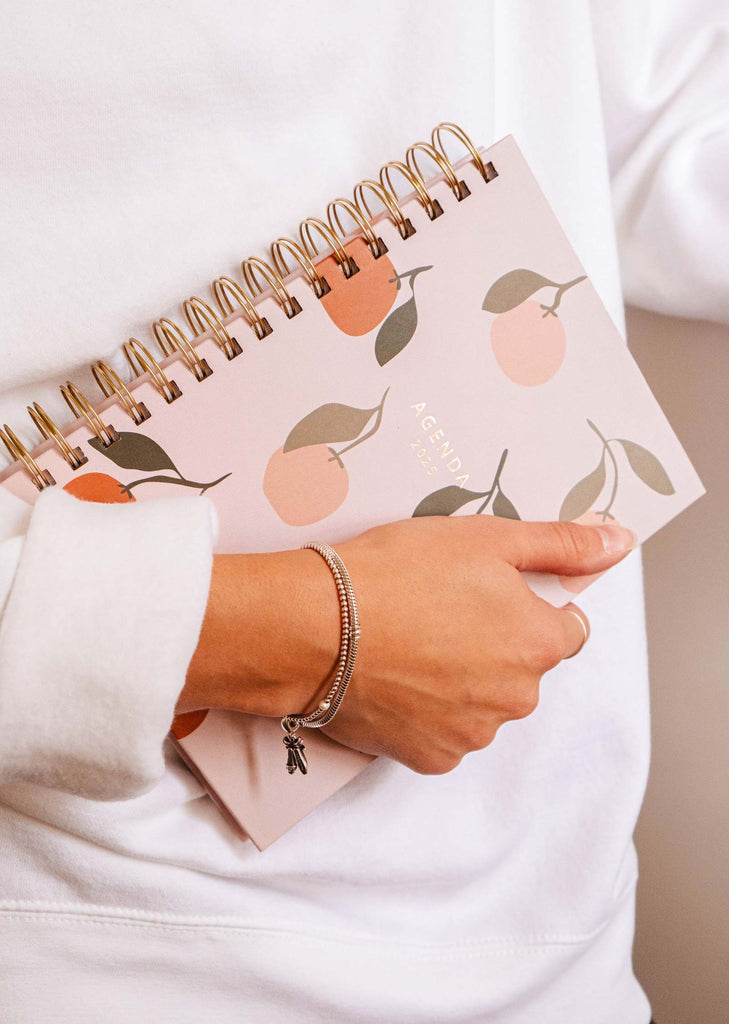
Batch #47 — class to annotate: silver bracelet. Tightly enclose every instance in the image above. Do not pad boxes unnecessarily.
[280,542,360,776]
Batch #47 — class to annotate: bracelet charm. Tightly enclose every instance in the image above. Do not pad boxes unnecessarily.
[281,542,360,775]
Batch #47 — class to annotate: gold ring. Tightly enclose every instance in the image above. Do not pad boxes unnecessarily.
[380,159,442,220]
[241,257,301,320]
[563,607,590,659]
[270,236,331,299]
[353,178,414,240]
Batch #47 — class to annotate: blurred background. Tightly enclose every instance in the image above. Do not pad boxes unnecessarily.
[628,307,729,1024]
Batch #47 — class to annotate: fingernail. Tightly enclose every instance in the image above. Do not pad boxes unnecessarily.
[597,524,638,554]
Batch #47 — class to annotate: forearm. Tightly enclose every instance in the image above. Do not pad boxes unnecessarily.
[180,550,341,718]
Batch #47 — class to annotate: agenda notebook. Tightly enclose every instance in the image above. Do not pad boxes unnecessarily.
[0,124,704,851]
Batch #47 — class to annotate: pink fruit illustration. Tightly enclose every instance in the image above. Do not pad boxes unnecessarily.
[263,444,350,526]
[482,270,587,386]
[263,389,389,526]
[490,300,567,386]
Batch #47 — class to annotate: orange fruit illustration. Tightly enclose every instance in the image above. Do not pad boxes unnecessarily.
[170,709,209,739]
[263,444,349,526]
[558,511,609,594]
[490,300,566,386]
[63,472,136,503]
[319,236,399,336]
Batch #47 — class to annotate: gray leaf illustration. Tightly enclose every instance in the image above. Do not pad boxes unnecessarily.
[559,455,607,521]
[375,296,417,366]
[617,440,675,496]
[492,489,521,520]
[482,269,558,314]
[283,402,378,453]
[88,432,179,474]
[412,485,488,518]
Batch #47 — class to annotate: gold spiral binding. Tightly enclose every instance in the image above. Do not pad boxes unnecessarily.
[326,198,387,259]
[153,318,213,381]
[123,337,182,404]
[299,217,358,278]
[4,124,495,493]
[353,179,415,240]
[431,121,497,183]
[59,380,120,448]
[212,277,273,339]
[241,257,302,319]
[379,159,442,221]
[26,402,88,470]
[183,296,242,360]
[91,360,152,426]
[406,140,470,202]
[0,424,56,489]
[270,237,331,299]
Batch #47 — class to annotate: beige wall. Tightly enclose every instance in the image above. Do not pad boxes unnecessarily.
[627,307,729,1023]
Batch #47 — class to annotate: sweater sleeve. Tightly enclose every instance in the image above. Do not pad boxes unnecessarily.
[0,485,218,801]
[592,0,729,324]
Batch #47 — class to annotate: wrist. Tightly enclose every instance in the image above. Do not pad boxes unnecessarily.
[180,549,341,718]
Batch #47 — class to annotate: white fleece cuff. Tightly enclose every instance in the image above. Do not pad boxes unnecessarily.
[0,486,218,801]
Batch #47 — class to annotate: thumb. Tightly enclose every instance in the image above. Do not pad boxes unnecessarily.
[502,520,637,576]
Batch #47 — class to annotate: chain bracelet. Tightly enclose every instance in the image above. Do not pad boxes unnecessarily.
[280,542,361,776]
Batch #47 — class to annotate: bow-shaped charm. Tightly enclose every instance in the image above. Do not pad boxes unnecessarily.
[283,733,308,775]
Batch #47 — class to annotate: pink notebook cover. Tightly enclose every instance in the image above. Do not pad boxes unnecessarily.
[0,134,704,850]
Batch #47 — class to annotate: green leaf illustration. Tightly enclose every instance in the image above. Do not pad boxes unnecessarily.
[482,269,559,314]
[283,402,379,453]
[88,432,179,474]
[412,485,487,518]
[617,440,675,496]
[492,489,521,520]
[559,454,607,521]
[375,296,417,366]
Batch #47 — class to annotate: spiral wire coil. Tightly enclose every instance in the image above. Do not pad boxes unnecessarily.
[0,123,497,490]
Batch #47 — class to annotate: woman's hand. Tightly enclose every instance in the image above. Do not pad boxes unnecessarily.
[179,516,636,774]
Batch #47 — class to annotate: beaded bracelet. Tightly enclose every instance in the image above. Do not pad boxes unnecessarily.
[280,542,361,776]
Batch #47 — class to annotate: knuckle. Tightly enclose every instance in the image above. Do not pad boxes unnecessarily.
[409,751,462,776]
[550,521,591,563]
[531,628,565,670]
[506,683,540,720]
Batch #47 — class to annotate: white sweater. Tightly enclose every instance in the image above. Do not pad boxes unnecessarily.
[0,2,725,1021]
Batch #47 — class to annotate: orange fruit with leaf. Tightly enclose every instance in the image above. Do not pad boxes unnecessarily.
[263,389,389,525]
[63,472,136,503]
[482,269,586,386]
[319,237,400,336]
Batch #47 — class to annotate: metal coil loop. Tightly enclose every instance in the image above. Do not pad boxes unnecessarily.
[241,257,302,319]
[353,179,415,240]
[380,160,442,220]
[59,380,120,448]
[184,296,242,360]
[91,360,151,425]
[406,140,469,202]
[0,424,56,489]
[212,277,272,339]
[326,198,386,260]
[26,402,88,470]
[153,318,213,381]
[270,237,331,299]
[431,121,497,183]
[299,217,357,278]
[123,338,182,403]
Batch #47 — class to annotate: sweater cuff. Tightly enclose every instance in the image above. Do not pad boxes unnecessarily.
[0,486,218,800]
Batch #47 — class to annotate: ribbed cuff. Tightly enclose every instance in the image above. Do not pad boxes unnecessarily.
[0,485,218,800]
